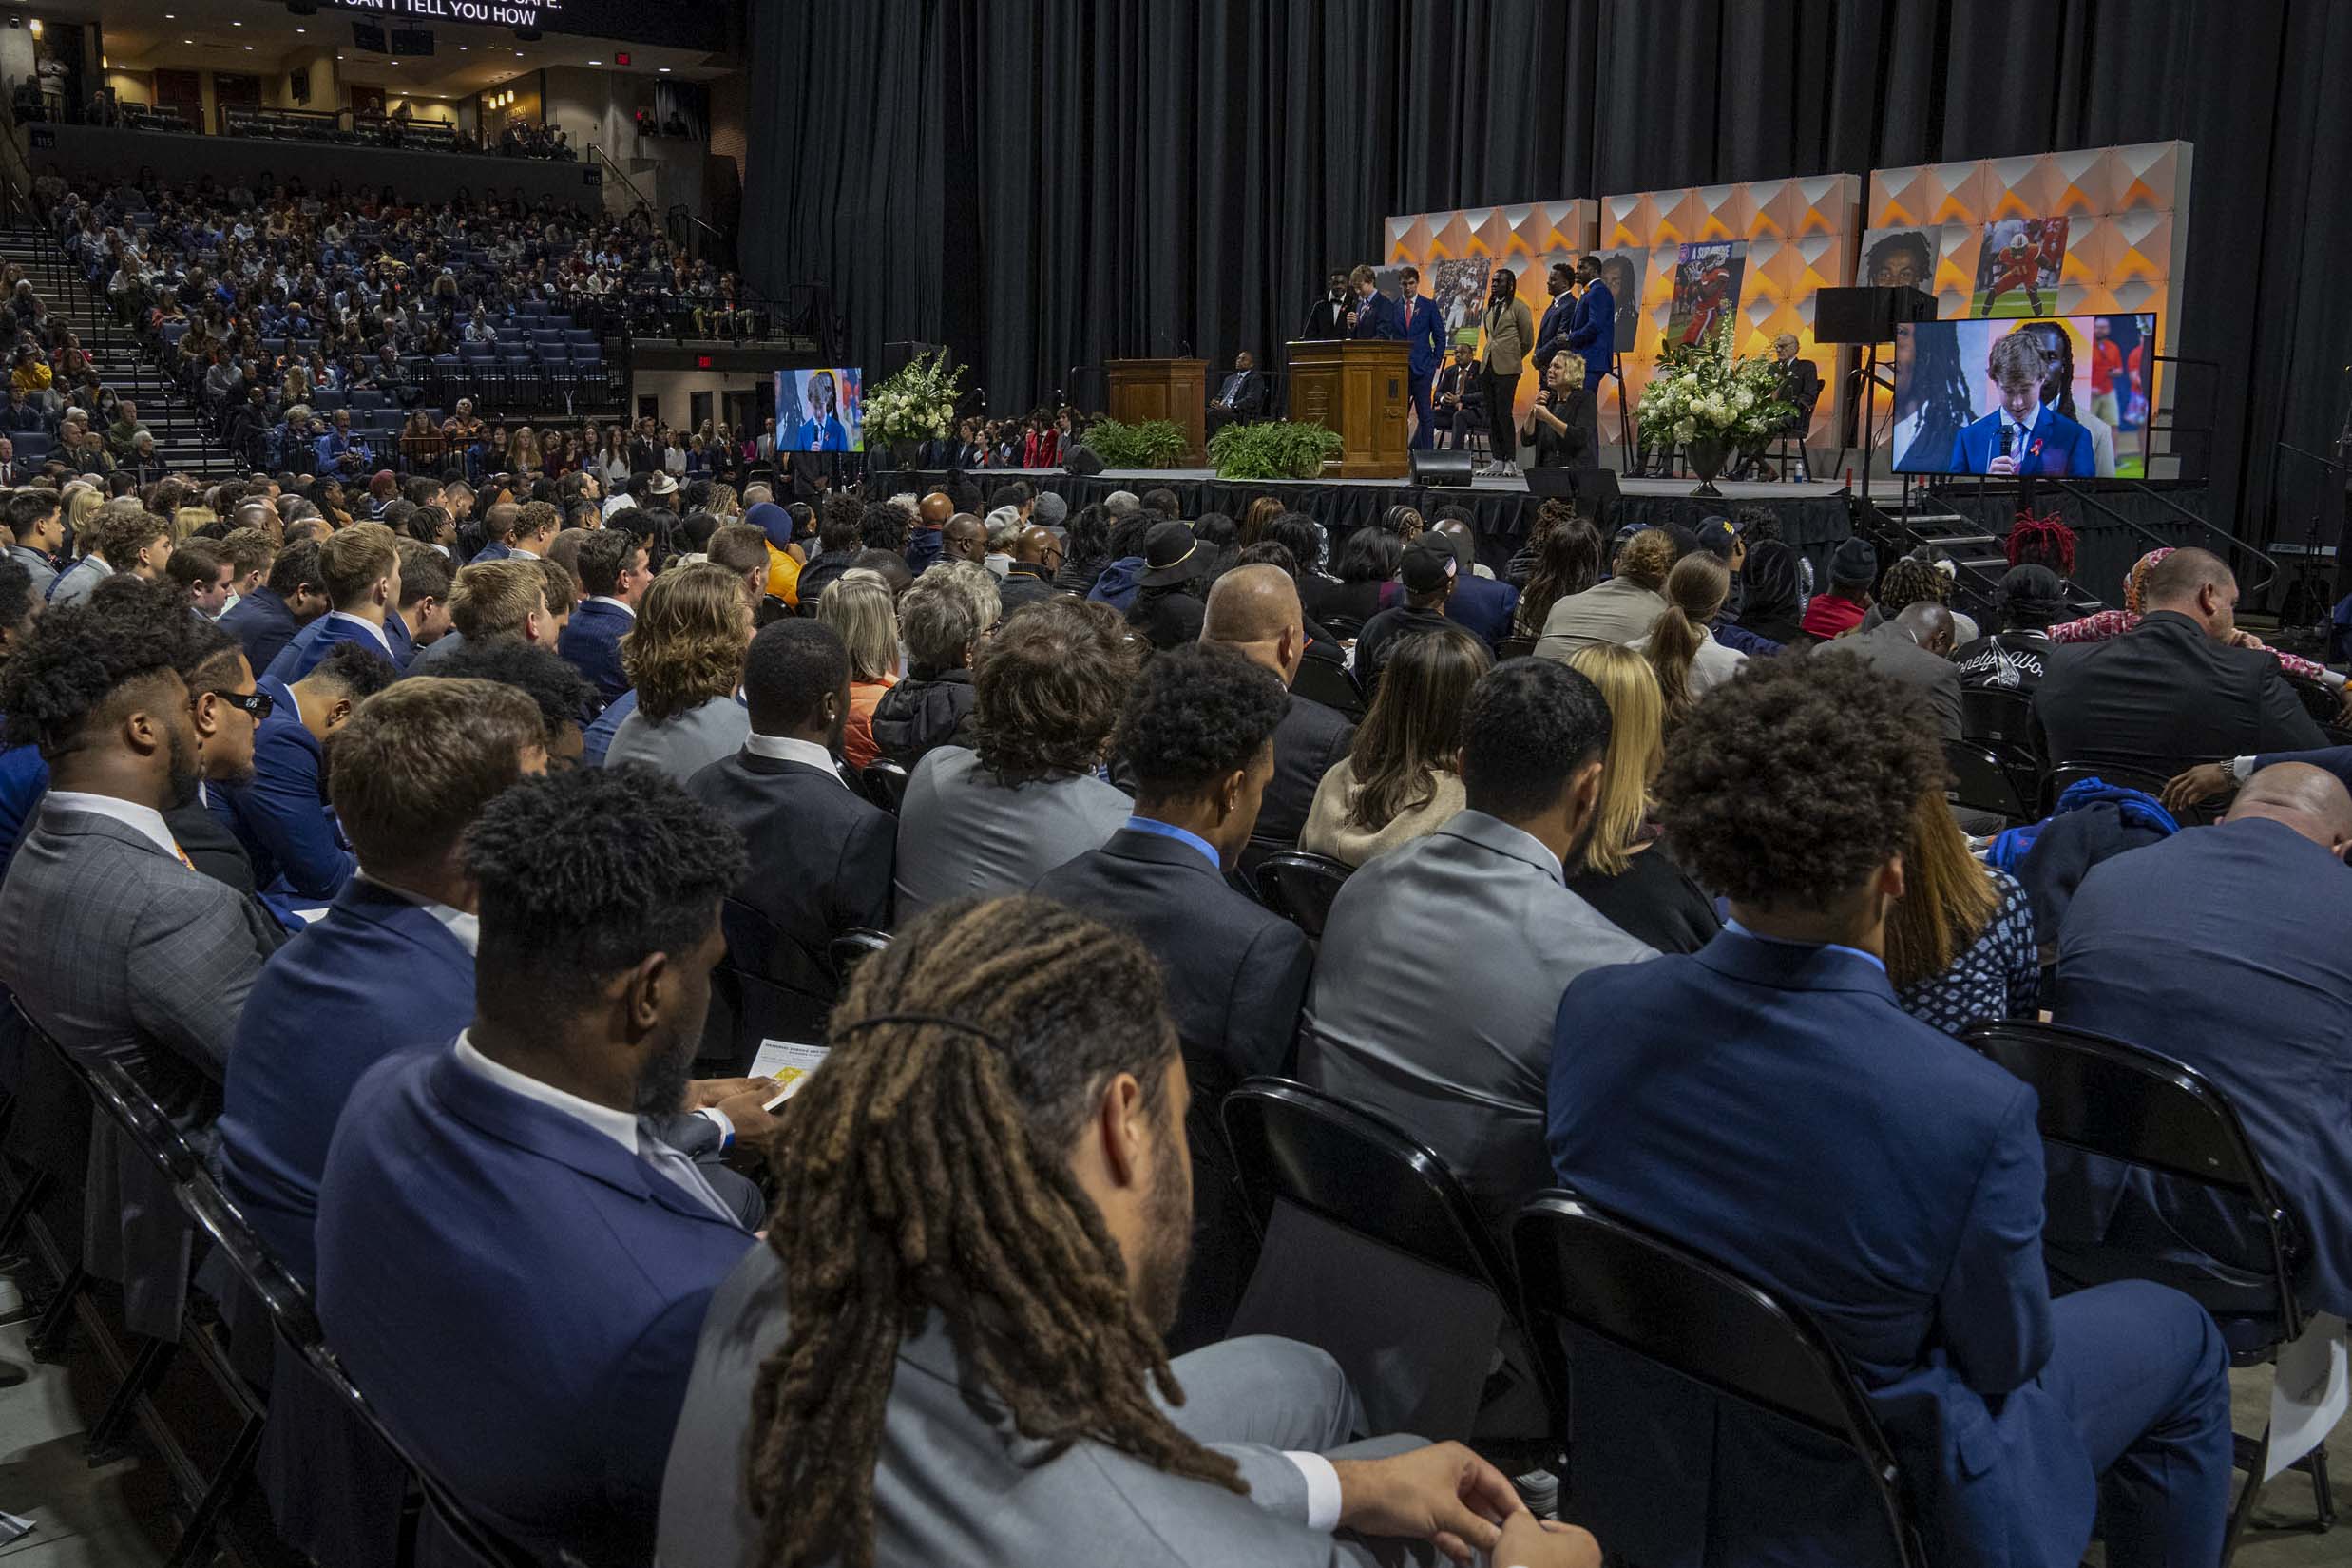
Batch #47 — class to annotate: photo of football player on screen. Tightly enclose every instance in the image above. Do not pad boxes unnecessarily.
[1972,218,2068,317]
[1667,241,1745,347]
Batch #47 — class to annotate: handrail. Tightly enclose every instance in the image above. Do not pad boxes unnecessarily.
[2047,477,2277,597]
[587,143,654,213]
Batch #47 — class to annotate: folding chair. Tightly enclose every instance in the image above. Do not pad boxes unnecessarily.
[1962,1020,2335,1562]
[1252,851,1352,942]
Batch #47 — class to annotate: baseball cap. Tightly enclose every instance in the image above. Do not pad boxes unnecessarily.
[1401,538,1459,595]
[1694,515,1740,562]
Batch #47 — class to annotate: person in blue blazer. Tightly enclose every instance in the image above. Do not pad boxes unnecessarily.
[219,542,328,678]
[215,644,396,903]
[557,530,646,705]
[315,767,766,1568]
[1948,327,2096,476]
[2050,763,2352,1321]
[1396,265,1447,450]
[1545,654,2231,1568]
[1564,256,1615,393]
[1345,263,1405,341]
[264,524,407,684]
[1532,260,1577,372]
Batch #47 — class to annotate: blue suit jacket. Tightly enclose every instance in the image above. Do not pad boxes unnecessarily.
[264,613,402,685]
[0,741,48,870]
[1401,295,1445,377]
[1535,289,1576,369]
[557,598,634,704]
[1948,407,2095,478]
[2253,743,2352,789]
[1566,281,1616,390]
[385,607,413,666]
[1348,289,1406,341]
[215,677,354,902]
[1443,574,1520,649]
[470,539,513,563]
[316,1043,755,1567]
[215,879,474,1285]
[2051,817,2352,1319]
[582,687,638,767]
[1548,930,2098,1567]
[220,587,302,678]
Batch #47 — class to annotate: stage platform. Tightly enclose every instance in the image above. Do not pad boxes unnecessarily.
[938,467,2209,595]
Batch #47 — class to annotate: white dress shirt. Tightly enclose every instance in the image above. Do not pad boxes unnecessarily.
[358,872,479,953]
[43,789,181,859]
[742,730,845,785]
[326,609,394,654]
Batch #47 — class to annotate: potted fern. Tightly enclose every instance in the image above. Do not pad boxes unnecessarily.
[1207,420,1345,481]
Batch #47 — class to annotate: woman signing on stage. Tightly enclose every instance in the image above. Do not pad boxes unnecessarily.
[1521,350,1596,470]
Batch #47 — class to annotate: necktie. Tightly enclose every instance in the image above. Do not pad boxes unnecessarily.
[635,1121,740,1223]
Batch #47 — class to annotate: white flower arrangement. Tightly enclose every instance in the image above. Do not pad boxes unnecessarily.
[1635,316,1798,448]
[866,348,966,446]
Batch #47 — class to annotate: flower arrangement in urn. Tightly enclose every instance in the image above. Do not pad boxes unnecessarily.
[865,348,965,462]
[1635,316,1797,495]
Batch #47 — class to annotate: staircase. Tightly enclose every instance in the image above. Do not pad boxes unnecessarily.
[1852,491,2106,625]
[0,225,241,478]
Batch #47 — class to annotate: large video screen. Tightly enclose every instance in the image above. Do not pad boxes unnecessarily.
[775,368,864,454]
[1891,315,2156,478]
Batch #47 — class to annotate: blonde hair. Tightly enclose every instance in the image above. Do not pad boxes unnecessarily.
[622,561,751,721]
[819,568,902,684]
[447,559,547,641]
[1883,790,2002,991]
[1566,644,1664,877]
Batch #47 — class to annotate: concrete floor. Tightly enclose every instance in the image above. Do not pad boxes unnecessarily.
[0,1260,2345,1566]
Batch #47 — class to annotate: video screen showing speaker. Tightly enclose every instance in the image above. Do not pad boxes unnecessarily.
[1890,315,2155,479]
[775,368,864,453]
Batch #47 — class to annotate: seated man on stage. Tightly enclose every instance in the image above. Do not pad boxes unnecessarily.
[1520,351,1594,469]
[1205,350,1270,437]
[1948,328,2094,478]
[1433,343,1484,451]
[1344,264,1405,340]
[1737,333,1822,480]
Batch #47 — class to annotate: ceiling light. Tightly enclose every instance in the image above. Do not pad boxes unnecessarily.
[243,44,254,50]
[457,44,467,50]
[586,59,600,66]
[295,26,304,32]
[182,37,193,45]
[26,18,38,36]
[513,49,523,57]
[658,67,670,73]
[231,17,240,24]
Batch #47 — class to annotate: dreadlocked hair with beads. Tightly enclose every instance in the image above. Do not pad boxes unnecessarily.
[746,895,1243,1568]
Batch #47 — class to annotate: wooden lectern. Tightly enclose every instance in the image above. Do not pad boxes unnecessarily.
[1104,358,1208,465]
[1285,339,1411,479]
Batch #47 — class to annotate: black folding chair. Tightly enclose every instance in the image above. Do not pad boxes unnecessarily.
[1961,1021,2334,1561]
[827,928,891,988]
[1495,635,1538,661]
[1943,739,2034,825]
[1290,654,1366,719]
[1221,1078,1564,1444]
[1512,1193,1927,1568]
[2044,758,2219,826]
[859,758,911,814]
[1252,851,1352,942]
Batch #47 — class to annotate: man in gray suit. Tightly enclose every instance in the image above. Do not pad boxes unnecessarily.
[1302,659,1654,1230]
[656,896,1597,1568]
[0,599,273,1335]
[1818,601,1964,740]
[892,598,1136,920]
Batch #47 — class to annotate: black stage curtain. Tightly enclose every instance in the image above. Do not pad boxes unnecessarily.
[746,1,2352,553]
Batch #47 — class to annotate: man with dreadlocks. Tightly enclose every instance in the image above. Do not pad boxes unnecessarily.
[657,895,1600,1568]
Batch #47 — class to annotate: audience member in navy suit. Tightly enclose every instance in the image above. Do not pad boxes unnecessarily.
[1345,263,1405,339]
[469,500,521,562]
[264,523,407,684]
[559,530,647,704]
[684,618,893,1041]
[1035,642,1310,1349]
[215,641,397,903]
[2051,763,2352,1320]
[392,543,452,660]
[218,539,327,677]
[1531,259,1578,374]
[1546,654,2231,1568]
[1425,515,1520,649]
[219,679,550,1286]
[315,766,768,1568]
[0,557,48,865]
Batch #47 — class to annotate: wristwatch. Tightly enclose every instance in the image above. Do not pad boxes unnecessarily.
[2225,755,2256,787]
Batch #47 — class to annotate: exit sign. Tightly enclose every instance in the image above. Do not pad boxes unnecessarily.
[696,354,712,369]
[615,50,630,65]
